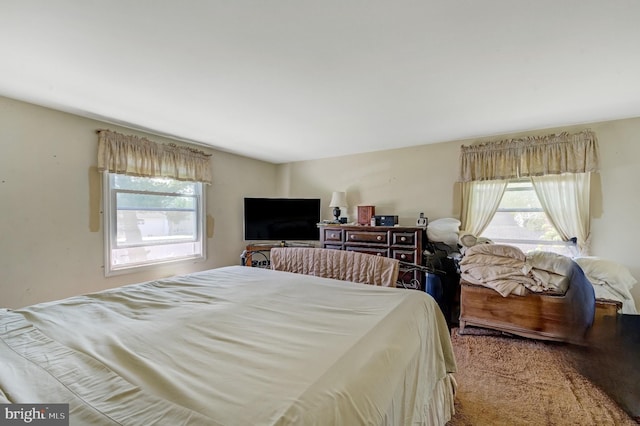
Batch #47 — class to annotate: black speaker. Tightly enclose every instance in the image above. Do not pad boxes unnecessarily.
[374,215,398,226]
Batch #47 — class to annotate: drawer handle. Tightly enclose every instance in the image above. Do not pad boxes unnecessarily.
[330,233,336,238]
[400,236,406,242]
[351,235,355,239]
[401,254,406,259]
[376,236,382,240]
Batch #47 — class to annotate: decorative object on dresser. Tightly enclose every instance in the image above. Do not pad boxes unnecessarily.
[373,215,398,226]
[329,191,347,222]
[320,225,427,290]
[357,205,375,225]
[416,212,428,227]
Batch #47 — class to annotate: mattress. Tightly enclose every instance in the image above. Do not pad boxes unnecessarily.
[0,266,456,425]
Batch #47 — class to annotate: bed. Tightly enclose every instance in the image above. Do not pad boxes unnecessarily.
[458,244,598,343]
[0,265,457,425]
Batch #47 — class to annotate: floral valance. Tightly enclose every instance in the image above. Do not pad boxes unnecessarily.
[459,129,599,182]
[97,130,213,184]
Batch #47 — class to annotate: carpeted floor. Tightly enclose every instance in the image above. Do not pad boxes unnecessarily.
[446,327,637,425]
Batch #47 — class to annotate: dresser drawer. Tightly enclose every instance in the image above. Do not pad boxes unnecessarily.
[345,230,388,244]
[390,230,419,247]
[319,225,426,291]
[391,249,417,263]
[346,246,389,257]
[322,228,344,242]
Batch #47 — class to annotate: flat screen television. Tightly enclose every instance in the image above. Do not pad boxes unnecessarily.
[243,197,321,241]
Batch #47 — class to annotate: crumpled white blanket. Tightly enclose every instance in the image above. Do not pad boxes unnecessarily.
[459,244,573,297]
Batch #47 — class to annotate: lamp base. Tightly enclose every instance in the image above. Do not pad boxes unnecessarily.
[332,207,341,221]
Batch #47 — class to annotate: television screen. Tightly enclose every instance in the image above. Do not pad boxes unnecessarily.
[243,197,321,241]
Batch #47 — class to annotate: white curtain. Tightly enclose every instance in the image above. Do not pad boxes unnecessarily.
[460,179,508,237]
[531,173,591,255]
[458,130,599,252]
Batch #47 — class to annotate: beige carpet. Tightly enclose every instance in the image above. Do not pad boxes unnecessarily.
[446,328,637,425]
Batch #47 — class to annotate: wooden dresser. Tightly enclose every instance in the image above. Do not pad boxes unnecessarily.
[319,225,427,289]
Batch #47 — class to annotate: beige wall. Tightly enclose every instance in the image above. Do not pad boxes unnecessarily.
[279,118,640,310]
[279,140,460,222]
[2,94,638,312]
[0,96,278,308]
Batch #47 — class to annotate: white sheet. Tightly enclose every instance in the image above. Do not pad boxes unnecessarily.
[593,285,638,314]
[0,266,456,425]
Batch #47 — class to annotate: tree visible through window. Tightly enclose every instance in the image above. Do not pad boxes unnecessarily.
[480,180,575,256]
[104,173,205,275]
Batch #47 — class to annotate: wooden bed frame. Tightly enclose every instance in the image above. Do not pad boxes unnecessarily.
[459,281,622,342]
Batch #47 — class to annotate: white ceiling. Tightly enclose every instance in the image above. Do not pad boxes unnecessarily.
[2,1,639,164]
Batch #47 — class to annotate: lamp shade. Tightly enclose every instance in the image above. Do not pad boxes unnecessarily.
[329,191,347,207]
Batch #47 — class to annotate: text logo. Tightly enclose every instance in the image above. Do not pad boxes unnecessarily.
[1,404,68,425]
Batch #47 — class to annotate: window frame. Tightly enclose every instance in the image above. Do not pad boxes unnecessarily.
[103,172,206,276]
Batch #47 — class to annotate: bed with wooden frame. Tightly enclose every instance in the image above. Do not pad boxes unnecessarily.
[459,280,621,342]
[457,244,603,343]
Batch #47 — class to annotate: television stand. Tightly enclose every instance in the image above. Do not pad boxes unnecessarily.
[241,241,316,268]
[281,241,315,248]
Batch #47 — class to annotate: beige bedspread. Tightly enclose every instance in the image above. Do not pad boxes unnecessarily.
[270,247,400,287]
[0,266,456,425]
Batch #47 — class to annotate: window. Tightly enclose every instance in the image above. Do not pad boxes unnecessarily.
[480,179,576,256]
[104,173,205,275]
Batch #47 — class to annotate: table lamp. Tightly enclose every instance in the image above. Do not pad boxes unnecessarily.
[329,191,347,221]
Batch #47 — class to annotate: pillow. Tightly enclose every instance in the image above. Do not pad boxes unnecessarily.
[574,257,637,290]
[528,251,574,277]
[458,233,478,248]
[427,218,461,245]
[458,232,493,248]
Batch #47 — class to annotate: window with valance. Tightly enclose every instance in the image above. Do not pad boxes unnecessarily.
[458,130,599,255]
[97,130,213,275]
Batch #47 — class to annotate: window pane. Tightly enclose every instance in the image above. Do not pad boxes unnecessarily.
[117,193,196,210]
[111,242,201,267]
[483,211,561,241]
[508,241,575,257]
[499,186,542,209]
[115,208,197,247]
[105,173,204,275]
[113,174,195,194]
[481,180,572,256]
